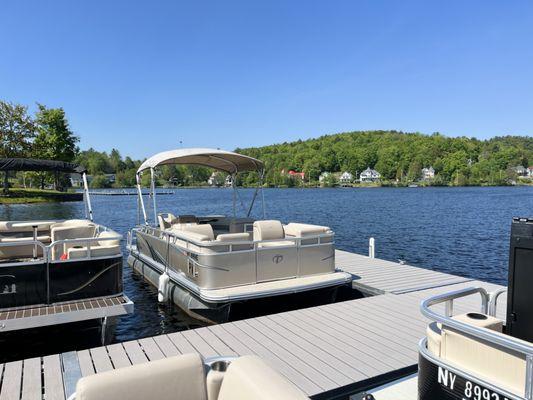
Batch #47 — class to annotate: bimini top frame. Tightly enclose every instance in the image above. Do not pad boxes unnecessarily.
[0,158,94,221]
[136,148,265,225]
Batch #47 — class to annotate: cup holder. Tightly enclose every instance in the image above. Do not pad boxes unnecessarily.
[466,312,488,320]
[210,360,231,372]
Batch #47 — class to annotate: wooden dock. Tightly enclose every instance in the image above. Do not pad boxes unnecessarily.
[0,250,506,400]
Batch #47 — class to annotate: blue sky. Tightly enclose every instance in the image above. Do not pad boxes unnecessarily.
[2,1,532,159]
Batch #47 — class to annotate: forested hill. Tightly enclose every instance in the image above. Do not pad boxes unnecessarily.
[236,131,533,186]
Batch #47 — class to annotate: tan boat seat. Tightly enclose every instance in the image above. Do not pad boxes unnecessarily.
[218,355,308,400]
[0,235,51,243]
[75,353,208,400]
[216,233,250,242]
[253,220,284,241]
[74,354,309,400]
[0,221,55,233]
[51,219,97,259]
[284,223,330,237]
[440,313,526,396]
[178,224,215,240]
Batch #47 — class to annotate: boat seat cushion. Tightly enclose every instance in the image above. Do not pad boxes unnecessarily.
[67,244,121,259]
[284,223,330,237]
[75,353,207,400]
[179,224,215,240]
[216,233,250,242]
[97,231,121,246]
[0,221,55,233]
[257,240,294,248]
[51,220,97,259]
[172,229,213,243]
[0,235,51,243]
[253,220,284,241]
[218,355,308,400]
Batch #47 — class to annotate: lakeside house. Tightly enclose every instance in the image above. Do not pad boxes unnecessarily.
[281,169,305,180]
[224,175,233,187]
[360,167,381,183]
[514,165,527,176]
[528,167,533,178]
[339,171,353,186]
[421,166,435,180]
[207,172,218,186]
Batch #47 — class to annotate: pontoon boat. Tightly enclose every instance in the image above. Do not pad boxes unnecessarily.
[0,158,133,341]
[127,148,351,323]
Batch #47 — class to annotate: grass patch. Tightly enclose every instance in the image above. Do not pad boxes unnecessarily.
[0,188,83,204]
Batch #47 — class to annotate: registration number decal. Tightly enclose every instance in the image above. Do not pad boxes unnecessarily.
[438,367,511,400]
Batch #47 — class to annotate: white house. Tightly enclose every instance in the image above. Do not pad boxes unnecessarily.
[318,172,331,183]
[207,172,217,186]
[514,166,527,176]
[421,167,435,180]
[527,167,533,178]
[339,171,353,185]
[224,175,233,187]
[360,167,381,183]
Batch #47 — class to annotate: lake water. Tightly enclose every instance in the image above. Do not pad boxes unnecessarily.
[1,186,532,359]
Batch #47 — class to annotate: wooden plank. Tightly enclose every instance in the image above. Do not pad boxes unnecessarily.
[181,330,218,358]
[138,338,165,361]
[194,327,236,357]
[219,323,321,396]
[152,335,181,357]
[122,341,148,365]
[43,355,65,400]
[107,343,132,369]
[61,352,82,400]
[0,360,22,400]
[233,319,338,392]
[76,350,94,377]
[247,317,354,387]
[89,347,113,373]
[167,332,197,354]
[21,358,41,400]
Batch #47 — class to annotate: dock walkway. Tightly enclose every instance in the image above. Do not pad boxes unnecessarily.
[0,250,506,400]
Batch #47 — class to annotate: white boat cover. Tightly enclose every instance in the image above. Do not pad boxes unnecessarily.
[137,148,263,174]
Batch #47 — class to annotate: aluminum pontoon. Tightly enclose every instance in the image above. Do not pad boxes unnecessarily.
[127,148,351,322]
[0,158,133,341]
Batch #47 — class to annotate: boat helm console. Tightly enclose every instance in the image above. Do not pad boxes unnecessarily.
[418,217,533,400]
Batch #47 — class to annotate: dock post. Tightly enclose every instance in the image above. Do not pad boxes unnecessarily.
[369,237,375,258]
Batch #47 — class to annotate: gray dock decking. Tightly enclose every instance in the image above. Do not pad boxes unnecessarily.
[0,250,507,400]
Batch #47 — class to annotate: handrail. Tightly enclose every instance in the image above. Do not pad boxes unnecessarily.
[488,288,507,316]
[420,286,533,357]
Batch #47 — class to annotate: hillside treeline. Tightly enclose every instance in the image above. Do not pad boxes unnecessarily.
[236,131,533,186]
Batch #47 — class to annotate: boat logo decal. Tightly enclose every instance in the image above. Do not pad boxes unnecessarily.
[272,254,284,264]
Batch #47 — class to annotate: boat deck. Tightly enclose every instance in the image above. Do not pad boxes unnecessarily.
[0,250,507,400]
[0,295,133,333]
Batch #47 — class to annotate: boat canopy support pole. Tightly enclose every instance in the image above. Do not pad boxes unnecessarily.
[82,172,93,221]
[232,173,236,218]
[151,168,157,225]
[136,173,148,225]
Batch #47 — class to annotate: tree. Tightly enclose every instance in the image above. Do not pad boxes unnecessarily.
[0,101,36,192]
[33,104,79,189]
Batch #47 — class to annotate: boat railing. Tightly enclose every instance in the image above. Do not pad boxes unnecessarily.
[420,286,533,399]
[133,225,334,253]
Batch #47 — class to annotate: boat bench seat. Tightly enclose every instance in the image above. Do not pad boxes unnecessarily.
[66,231,121,260]
[51,219,97,259]
[284,223,331,237]
[75,354,309,400]
[0,235,50,259]
[431,313,527,396]
[215,233,250,242]
[0,235,51,243]
[0,221,55,233]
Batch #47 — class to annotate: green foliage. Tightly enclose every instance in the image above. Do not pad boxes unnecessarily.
[90,175,112,188]
[237,131,533,186]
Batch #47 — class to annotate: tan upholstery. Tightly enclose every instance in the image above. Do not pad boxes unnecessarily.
[451,312,503,332]
[440,314,525,396]
[216,233,250,242]
[253,220,284,241]
[177,224,215,240]
[75,353,207,400]
[0,221,55,233]
[97,231,121,246]
[0,235,51,243]
[426,322,442,357]
[67,244,121,259]
[284,223,330,237]
[218,355,308,400]
[171,229,213,243]
[51,220,96,259]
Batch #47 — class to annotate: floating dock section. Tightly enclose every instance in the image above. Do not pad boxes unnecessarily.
[0,250,506,400]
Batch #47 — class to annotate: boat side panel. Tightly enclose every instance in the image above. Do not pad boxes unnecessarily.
[0,263,47,308]
[49,256,123,303]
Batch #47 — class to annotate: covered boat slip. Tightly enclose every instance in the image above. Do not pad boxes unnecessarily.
[0,249,507,400]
